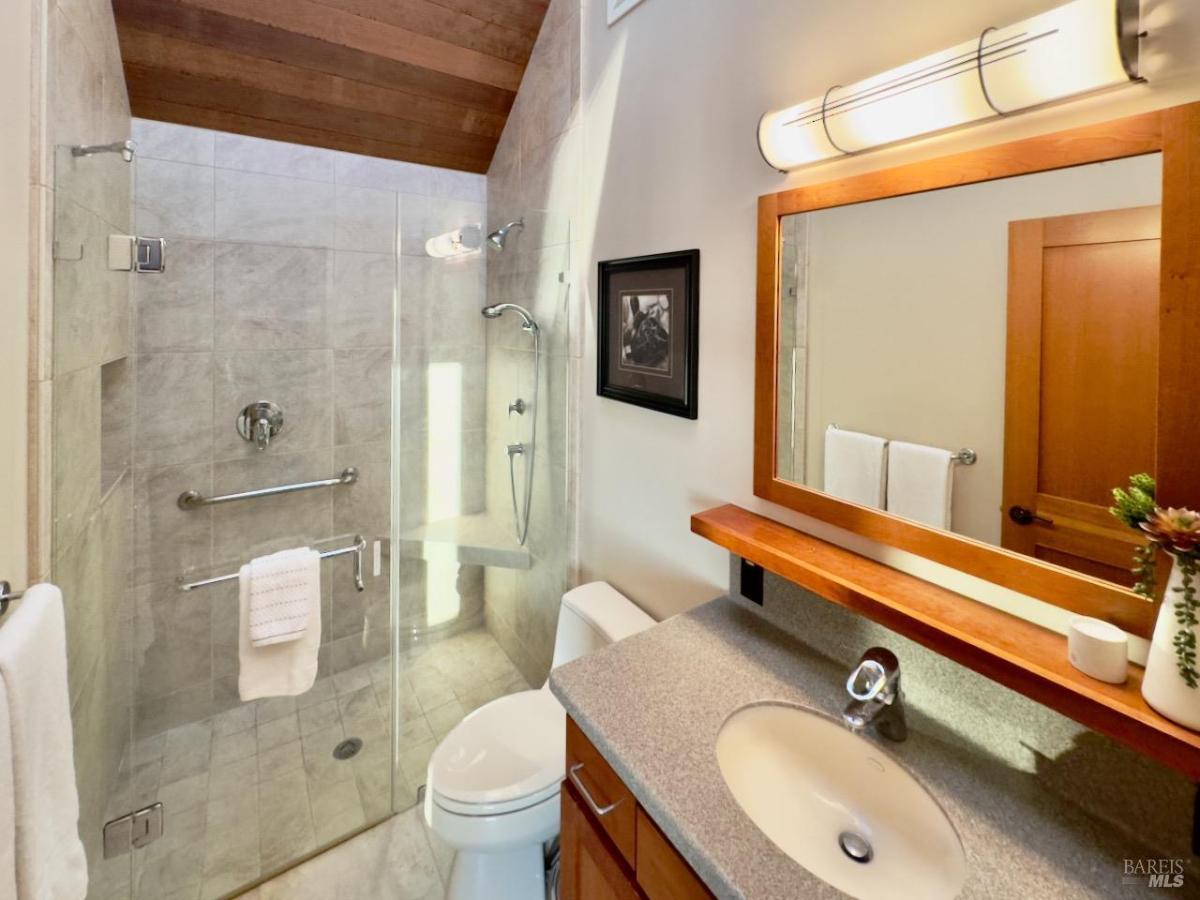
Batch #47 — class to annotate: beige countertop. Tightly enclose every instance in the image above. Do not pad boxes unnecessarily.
[549,596,1164,900]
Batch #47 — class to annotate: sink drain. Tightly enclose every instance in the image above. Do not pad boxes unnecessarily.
[333,737,363,760]
[838,831,873,864]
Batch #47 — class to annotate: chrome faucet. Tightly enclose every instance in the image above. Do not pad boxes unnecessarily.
[843,647,907,742]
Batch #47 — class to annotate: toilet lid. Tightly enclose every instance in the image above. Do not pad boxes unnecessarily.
[428,688,566,815]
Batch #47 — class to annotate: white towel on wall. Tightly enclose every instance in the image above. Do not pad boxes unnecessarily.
[238,550,322,701]
[247,547,321,647]
[823,426,888,509]
[0,584,88,900]
[0,677,15,900]
[887,440,955,530]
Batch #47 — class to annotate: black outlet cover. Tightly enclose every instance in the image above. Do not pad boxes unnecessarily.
[740,558,764,606]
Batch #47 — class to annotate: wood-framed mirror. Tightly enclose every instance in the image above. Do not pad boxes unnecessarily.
[755,102,1200,639]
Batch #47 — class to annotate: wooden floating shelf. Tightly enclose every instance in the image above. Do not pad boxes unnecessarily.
[691,504,1200,780]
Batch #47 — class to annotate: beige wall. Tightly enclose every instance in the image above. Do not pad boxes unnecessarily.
[0,0,35,590]
[577,0,1200,627]
[800,153,1161,546]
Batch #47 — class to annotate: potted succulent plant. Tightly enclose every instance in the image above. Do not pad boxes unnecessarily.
[1112,477,1200,728]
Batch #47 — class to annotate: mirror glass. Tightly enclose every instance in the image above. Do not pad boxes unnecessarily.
[776,153,1162,590]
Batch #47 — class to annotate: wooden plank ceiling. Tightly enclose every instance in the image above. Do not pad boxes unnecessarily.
[113,0,551,173]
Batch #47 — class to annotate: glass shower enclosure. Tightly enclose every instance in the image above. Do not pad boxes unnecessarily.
[52,120,571,899]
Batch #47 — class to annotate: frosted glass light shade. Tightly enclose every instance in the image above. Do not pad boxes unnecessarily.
[758,0,1141,171]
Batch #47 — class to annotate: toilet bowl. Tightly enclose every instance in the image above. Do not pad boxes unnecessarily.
[423,582,655,900]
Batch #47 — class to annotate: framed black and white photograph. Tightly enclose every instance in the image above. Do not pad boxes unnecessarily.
[597,250,699,419]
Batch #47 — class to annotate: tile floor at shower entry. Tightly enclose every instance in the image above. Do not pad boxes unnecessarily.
[102,628,529,900]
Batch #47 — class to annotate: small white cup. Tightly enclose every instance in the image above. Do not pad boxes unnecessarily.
[1068,617,1129,684]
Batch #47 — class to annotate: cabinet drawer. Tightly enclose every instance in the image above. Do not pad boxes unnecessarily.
[560,782,640,900]
[636,808,715,900]
[565,717,637,867]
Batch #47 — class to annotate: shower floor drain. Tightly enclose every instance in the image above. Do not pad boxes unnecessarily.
[333,737,363,760]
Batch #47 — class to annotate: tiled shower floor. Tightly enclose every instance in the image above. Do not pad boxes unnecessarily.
[109,627,529,900]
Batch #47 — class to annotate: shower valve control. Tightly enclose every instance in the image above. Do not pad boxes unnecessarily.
[508,398,526,416]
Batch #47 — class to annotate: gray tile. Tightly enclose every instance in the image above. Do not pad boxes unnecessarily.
[133,462,212,586]
[52,365,101,552]
[133,119,215,165]
[335,185,396,254]
[136,239,215,352]
[214,243,328,350]
[333,442,390,538]
[135,158,215,240]
[215,169,335,247]
[215,132,335,182]
[335,154,442,195]
[258,739,304,780]
[255,696,299,725]
[210,449,334,566]
[211,727,257,768]
[208,755,259,800]
[211,350,332,460]
[135,353,213,467]
[299,699,341,736]
[53,198,131,374]
[399,254,485,349]
[257,713,300,751]
[333,347,390,446]
[134,581,212,701]
[328,251,395,349]
[157,771,209,813]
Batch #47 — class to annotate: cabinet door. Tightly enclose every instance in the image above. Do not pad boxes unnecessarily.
[560,782,641,900]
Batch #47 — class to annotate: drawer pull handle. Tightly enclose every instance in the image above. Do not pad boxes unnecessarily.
[569,763,621,817]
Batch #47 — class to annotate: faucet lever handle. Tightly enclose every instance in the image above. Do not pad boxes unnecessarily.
[846,659,889,701]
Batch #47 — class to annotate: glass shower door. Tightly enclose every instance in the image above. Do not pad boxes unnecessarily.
[114,121,399,899]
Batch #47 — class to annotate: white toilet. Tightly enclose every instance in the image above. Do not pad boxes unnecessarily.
[423,582,655,900]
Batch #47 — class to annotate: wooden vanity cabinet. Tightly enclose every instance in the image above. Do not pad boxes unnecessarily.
[561,717,715,900]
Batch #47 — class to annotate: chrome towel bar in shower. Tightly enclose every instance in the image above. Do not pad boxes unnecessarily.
[178,467,358,510]
[178,535,367,593]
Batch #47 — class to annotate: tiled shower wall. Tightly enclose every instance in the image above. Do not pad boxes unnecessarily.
[128,119,486,736]
[37,0,135,885]
[484,0,583,685]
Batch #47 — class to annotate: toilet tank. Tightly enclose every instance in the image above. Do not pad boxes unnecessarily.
[549,582,656,673]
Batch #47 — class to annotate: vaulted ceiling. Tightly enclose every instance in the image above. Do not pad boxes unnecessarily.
[113,0,551,173]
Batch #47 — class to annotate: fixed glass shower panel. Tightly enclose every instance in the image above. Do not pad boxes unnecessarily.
[51,140,137,900]
[390,207,573,811]
[115,121,399,899]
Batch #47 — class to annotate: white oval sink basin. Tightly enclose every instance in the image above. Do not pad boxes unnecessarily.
[716,703,967,900]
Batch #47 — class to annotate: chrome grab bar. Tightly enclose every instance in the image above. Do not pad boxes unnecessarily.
[178,536,366,592]
[568,763,621,817]
[178,467,358,510]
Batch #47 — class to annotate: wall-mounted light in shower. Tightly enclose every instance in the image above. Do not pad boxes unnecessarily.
[757,0,1143,171]
[425,224,483,259]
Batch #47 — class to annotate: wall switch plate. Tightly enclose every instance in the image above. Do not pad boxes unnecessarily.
[740,558,764,606]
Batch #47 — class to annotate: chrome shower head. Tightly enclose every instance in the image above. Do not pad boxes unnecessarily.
[481,303,538,333]
[487,219,525,251]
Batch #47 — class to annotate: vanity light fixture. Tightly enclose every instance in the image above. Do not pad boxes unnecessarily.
[757,0,1143,171]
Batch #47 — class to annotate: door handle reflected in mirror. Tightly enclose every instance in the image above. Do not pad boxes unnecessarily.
[1008,505,1054,527]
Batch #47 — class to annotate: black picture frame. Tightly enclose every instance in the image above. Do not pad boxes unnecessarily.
[597,249,700,419]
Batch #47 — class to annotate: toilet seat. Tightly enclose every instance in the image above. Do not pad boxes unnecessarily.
[428,688,566,818]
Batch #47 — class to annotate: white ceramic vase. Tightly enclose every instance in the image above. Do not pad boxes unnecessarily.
[1142,556,1200,730]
